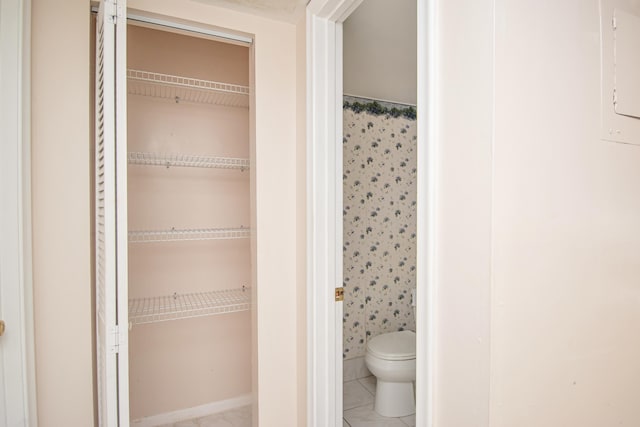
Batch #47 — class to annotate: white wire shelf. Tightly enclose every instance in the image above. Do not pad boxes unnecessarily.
[128,152,250,170]
[127,69,250,107]
[129,286,251,325]
[128,227,250,243]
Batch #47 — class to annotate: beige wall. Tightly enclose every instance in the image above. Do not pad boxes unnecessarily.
[435,0,640,425]
[491,0,640,425]
[31,0,95,425]
[31,0,304,425]
[433,0,493,425]
[343,0,416,105]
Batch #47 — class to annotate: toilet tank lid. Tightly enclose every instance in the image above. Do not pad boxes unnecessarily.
[367,330,416,360]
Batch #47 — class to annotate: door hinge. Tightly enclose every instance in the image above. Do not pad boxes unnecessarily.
[613,89,618,105]
[115,1,125,19]
[612,16,617,30]
[108,324,127,354]
[109,326,120,354]
[335,287,344,302]
[104,0,124,23]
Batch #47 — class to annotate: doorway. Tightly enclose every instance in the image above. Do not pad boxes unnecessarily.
[341,1,417,425]
[306,0,433,426]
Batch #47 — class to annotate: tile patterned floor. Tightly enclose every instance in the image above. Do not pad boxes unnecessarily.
[150,377,414,427]
[157,405,251,427]
[343,377,415,427]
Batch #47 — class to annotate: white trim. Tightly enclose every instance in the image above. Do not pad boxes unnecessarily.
[130,394,252,427]
[21,0,37,422]
[0,0,37,425]
[126,12,253,44]
[95,2,119,424]
[334,20,345,427]
[307,10,336,426]
[307,0,433,425]
[415,0,436,426]
[306,2,358,425]
[90,5,254,45]
[115,1,131,424]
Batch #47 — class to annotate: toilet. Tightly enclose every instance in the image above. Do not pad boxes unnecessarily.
[364,330,416,417]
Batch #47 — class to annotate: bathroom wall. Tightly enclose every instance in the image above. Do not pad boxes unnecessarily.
[342,96,417,360]
[343,0,417,105]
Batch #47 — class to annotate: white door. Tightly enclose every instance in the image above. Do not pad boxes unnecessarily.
[0,0,35,425]
[95,1,130,426]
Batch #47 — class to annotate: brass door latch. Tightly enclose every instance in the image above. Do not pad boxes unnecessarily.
[335,287,344,302]
[0,320,5,337]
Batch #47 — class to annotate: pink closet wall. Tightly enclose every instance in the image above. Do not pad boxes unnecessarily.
[127,25,252,419]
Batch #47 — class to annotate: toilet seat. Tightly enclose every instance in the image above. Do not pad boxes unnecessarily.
[366,330,416,361]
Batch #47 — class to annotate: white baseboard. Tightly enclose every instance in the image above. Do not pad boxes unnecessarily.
[343,356,371,382]
[131,394,252,427]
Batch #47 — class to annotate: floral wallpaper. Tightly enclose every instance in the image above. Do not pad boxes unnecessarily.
[343,95,417,360]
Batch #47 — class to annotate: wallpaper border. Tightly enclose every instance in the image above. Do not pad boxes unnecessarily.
[343,95,417,121]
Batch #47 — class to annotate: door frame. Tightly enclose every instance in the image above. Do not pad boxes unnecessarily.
[306,0,436,425]
[0,0,38,425]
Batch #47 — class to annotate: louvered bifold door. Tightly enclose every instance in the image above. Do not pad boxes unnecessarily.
[95,0,129,426]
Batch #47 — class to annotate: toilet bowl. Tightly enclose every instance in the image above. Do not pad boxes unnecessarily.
[364,330,416,418]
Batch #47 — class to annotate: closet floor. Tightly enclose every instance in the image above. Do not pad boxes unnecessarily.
[157,405,251,427]
[343,377,415,427]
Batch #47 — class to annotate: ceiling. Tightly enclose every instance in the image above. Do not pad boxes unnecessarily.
[192,0,308,23]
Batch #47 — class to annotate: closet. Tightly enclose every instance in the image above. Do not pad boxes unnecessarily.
[126,24,252,422]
